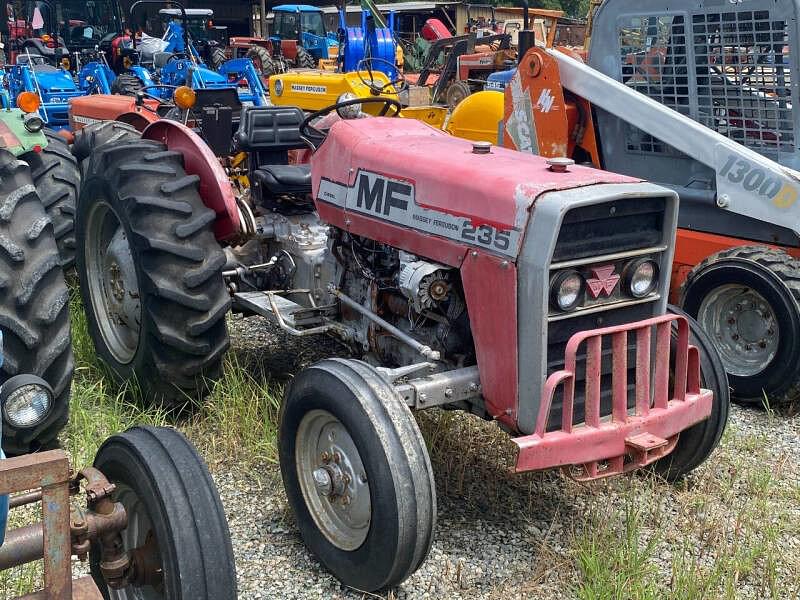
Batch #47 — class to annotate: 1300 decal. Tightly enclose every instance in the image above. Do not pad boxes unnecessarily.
[317,170,521,258]
[719,154,799,208]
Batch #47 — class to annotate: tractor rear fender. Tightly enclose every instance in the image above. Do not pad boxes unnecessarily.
[142,120,240,242]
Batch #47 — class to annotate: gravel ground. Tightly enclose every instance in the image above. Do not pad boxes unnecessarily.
[219,316,800,600]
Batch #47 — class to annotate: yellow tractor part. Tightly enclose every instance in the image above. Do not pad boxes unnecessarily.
[402,106,448,130]
[443,90,504,144]
[270,70,399,114]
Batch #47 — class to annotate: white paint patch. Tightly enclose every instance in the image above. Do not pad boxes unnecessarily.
[534,89,555,113]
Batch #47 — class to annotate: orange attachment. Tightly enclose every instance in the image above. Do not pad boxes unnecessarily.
[16,91,40,113]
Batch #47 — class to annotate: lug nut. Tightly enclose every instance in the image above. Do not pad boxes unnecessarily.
[341,495,351,506]
[321,451,330,463]
[333,452,341,464]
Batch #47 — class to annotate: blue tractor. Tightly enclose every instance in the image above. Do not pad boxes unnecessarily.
[270,4,339,68]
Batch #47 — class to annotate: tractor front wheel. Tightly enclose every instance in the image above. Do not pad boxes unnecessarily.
[681,245,800,405]
[75,139,229,406]
[279,359,436,592]
[21,130,80,268]
[89,426,237,599]
[652,305,730,481]
[294,46,316,69]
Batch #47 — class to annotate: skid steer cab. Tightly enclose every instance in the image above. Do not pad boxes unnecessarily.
[74,98,728,592]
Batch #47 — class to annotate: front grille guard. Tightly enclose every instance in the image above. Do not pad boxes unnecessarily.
[513,314,714,480]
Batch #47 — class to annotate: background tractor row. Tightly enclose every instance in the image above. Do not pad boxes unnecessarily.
[0,103,236,599]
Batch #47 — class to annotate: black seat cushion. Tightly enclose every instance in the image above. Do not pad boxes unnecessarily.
[252,164,312,196]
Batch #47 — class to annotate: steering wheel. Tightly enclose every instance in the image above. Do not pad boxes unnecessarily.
[356,57,408,95]
[299,96,402,149]
[140,84,179,104]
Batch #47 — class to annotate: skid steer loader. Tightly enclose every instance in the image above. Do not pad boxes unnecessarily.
[453,5,800,405]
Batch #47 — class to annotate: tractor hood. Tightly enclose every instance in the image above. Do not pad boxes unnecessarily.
[312,117,635,244]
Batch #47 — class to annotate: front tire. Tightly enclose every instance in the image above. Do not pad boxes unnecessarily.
[246,44,275,76]
[653,305,730,481]
[76,139,229,406]
[89,426,237,599]
[0,150,73,454]
[21,130,80,268]
[680,245,800,405]
[279,359,436,592]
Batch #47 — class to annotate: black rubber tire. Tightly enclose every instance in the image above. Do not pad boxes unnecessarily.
[246,44,275,76]
[21,130,80,268]
[295,46,316,69]
[680,245,800,405]
[76,139,229,406]
[110,72,145,97]
[653,305,730,481]
[89,426,237,599]
[0,150,73,455]
[71,120,142,164]
[279,359,436,592]
[208,46,227,71]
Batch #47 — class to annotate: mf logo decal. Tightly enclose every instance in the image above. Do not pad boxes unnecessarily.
[317,170,522,257]
[586,265,620,298]
[534,89,555,113]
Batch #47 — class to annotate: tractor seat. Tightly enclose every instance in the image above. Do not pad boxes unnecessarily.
[252,164,312,195]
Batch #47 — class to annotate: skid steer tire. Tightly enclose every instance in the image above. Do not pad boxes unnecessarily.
[71,120,142,165]
[110,72,145,97]
[680,245,800,405]
[295,46,316,69]
[652,306,730,481]
[0,150,73,455]
[76,139,230,407]
[246,44,275,76]
[21,130,80,268]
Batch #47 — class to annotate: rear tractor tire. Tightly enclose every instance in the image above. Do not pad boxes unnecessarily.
[294,46,316,69]
[652,306,730,481]
[680,245,800,405]
[208,46,227,71]
[21,130,80,268]
[71,120,142,166]
[279,359,436,592]
[110,73,146,97]
[246,44,275,77]
[75,139,230,407]
[90,426,237,599]
[0,150,73,454]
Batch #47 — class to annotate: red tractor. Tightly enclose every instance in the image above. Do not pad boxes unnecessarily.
[72,100,729,591]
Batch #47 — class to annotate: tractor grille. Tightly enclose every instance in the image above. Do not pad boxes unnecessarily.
[618,9,795,163]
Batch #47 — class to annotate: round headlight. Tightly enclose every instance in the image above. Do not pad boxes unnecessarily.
[625,259,659,298]
[23,113,44,133]
[336,92,362,119]
[550,270,584,311]
[1,375,53,429]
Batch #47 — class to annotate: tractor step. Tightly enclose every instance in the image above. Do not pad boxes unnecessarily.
[233,291,332,329]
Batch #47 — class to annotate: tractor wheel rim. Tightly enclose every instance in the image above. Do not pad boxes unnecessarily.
[296,409,371,551]
[108,484,164,600]
[86,201,142,365]
[697,284,779,377]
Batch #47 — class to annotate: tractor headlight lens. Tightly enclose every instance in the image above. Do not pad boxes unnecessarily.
[1,375,53,429]
[550,270,584,311]
[173,86,196,110]
[336,93,362,119]
[625,259,659,298]
[23,113,43,133]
